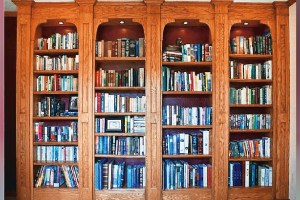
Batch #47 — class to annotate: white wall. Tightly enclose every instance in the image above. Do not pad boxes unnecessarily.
[289,2,296,200]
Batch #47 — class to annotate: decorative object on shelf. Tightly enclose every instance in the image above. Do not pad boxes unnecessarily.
[69,95,78,111]
[105,117,124,132]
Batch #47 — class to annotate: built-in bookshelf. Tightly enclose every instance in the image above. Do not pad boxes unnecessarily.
[32,21,79,191]
[94,21,146,196]
[228,23,273,191]
[161,20,213,195]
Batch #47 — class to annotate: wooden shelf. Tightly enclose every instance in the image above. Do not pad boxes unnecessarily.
[33,91,78,95]
[95,189,145,200]
[162,125,212,129]
[230,79,272,83]
[230,129,272,133]
[162,61,212,66]
[34,49,79,55]
[33,116,78,120]
[33,161,78,166]
[230,104,272,108]
[228,187,272,199]
[33,70,79,74]
[163,155,212,159]
[95,112,145,116]
[95,133,145,136]
[33,188,79,200]
[162,91,212,95]
[96,57,145,62]
[95,155,145,159]
[163,188,211,199]
[229,54,272,60]
[228,158,272,162]
[33,142,78,146]
[95,87,145,91]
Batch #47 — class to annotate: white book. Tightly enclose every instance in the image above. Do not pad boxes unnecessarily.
[184,134,189,154]
[245,161,250,187]
[203,165,208,187]
[179,133,185,154]
[203,130,209,155]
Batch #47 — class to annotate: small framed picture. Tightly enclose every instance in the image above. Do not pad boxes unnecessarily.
[105,117,124,132]
[69,96,78,111]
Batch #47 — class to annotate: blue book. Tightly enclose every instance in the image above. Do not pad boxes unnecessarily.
[95,162,99,190]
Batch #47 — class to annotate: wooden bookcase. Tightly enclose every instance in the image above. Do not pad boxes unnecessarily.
[13,0,291,199]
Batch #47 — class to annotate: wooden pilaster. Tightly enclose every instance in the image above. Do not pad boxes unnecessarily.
[212,1,231,200]
[274,2,290,199]
[145,2,163,200]
[77,0,95,199]
[12,0,33,199]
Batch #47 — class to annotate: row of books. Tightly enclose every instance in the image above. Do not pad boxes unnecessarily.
[229,85,272,105]
[95,38,145,57]
[37,32,79,50]
[37,97,78,117]
[35,146,79,162]
[34,165,79,188]
[162,43,212,62]
[162,106,212,126]
[95,93,146,113]
[94,159,146,190]
[34,122,78,142]
[95,68,145,87]
[229,137,271,158]
[229,162,272,187]
[162,66,212,92]
[229,60,272,80]
[162,131,210,155]
[36,75,78,92]
[95,136,146,156]
[95,116,145,133]
[163,160,212,190]
[230,114,271,130]
[230,34,272,55]
[35,55,79,71]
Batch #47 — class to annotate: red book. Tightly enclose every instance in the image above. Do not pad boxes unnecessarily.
[207,164,212,188]
[95,70,100,87]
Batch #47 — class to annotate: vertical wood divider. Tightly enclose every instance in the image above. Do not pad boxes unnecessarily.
[13,1,33,199]
[77,1,95,199]
[212,1,231,199]
[274,2,290,199]
[145,2,163,199]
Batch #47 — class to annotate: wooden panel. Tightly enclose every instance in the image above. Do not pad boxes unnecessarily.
[32,3,79,20]
[33,188,79,200]
[163,188,212,200]
[274,3,290,199]
[228,187,273,200]
[95,189,145,200]
[213,2,230,200]
[94,4,147,19]
[228,4,275,21]
[14,1,32,199]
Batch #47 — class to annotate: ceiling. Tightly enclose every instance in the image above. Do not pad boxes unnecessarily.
[4,0,288,12]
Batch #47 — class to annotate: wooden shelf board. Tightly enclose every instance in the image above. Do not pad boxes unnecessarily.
[96,57,145,61]
[33,161,78,166]
[33,91,78,95]
[163,188,211,200]
[95,133,145,136]
[162,61,212,66]
[95,112,145,116]
[95,87,145,91]
[163,155,212,159]
[228,187,273,200]
[33,116,78,120]
[34,49,79,55]
[162,91,212,95]
[230,79,272,83]
[95,189,145,200]
[33,188,79,200]
[230,104,272,108]
[33,70,79,74]
[229,54,272,60]
[162,125,212,129]
[33,142,78,146]
[230,129,272,133]
[228,158,272,161]
[94,155,145,159]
